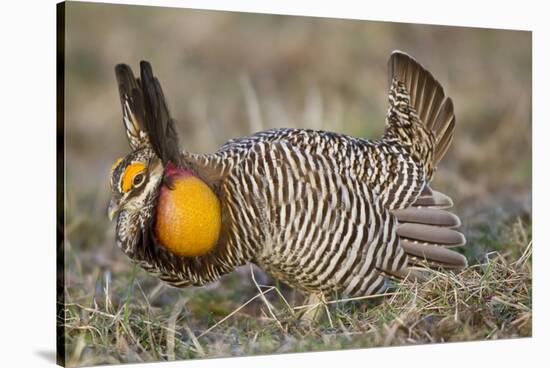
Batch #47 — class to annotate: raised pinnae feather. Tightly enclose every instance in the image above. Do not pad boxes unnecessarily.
[115,64,148,149]
[139,61,181,165]
[114,62,181,164]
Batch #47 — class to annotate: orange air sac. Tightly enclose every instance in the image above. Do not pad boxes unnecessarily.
[154,168,221,257]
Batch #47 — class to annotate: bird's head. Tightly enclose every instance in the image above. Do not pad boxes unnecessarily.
[108,60,183,251]
[108,61,221,261]
[107,147,163,222]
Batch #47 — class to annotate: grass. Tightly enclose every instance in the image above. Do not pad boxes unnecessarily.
[61,215,531,367]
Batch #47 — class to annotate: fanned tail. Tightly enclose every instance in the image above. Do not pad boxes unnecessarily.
[393,185,467,272]
[386,51,466,274]
[388,51,456,167]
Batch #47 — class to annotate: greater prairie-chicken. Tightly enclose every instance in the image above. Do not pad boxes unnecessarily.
[108,51,467,298]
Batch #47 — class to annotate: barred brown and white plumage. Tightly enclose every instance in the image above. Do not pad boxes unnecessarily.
[108,51,467,299]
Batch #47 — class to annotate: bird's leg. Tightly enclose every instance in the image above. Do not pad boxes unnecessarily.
[320,293,334,328]
[299,293,324,324]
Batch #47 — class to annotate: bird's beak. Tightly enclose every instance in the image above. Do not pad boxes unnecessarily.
[108,200,120,221]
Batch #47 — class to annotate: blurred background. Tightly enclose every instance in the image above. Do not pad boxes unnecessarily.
[62,2,531,365]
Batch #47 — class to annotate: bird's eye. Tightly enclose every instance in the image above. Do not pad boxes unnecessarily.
[132,173,145,187]
[121,162,147,192]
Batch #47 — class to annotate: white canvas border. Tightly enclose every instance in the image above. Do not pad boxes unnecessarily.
[0,0,545,367]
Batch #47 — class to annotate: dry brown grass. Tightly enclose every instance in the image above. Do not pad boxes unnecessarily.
[61,217,531,366]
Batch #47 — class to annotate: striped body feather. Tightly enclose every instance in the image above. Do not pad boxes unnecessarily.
[162,127,425,296]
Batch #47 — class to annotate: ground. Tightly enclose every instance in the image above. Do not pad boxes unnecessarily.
[61,207,531,366]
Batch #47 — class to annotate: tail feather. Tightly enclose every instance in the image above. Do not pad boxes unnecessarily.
[386,52,465,275]
[434,116,455,165]
[388,51,456,167]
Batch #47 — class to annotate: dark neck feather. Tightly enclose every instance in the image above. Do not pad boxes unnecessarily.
[117,187,248,288]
